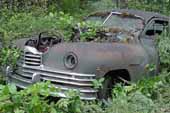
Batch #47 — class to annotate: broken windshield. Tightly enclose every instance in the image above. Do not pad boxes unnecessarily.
[86,12,144,32]
[85,16,105,25]
[103,14,144,32]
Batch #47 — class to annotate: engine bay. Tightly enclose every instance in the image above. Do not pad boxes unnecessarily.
[25,27,136,52]
[25,32,64,52]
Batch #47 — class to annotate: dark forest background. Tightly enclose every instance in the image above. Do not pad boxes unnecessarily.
[0,0,169,14]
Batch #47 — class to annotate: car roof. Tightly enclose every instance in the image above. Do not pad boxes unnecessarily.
[112,9,169,24]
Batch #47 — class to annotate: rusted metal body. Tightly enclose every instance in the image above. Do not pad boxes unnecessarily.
[5,9,169,100]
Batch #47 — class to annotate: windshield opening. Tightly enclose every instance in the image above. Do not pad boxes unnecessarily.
[86,12,144,33]
[103,13,144,32]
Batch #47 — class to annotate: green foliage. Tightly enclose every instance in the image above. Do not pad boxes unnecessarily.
[106,91,155,113]
[127,0,170,15]
[157,31,170,70]
[0,82,101,113]
[0,0,89,13]
[59,0,80,13]
[0,48,20,67]
[56,90,82,113]
[88,0,170,15]
[136,77,161,98]
[92,78,105,89]
[0,82,56,113]
[0,11,76,43]
[77,21,102,41]
[88,0,116,12]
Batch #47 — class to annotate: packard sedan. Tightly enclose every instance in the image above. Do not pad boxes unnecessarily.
[5,9,169,100]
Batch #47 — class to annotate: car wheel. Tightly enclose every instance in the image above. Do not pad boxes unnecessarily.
[97,75,115,100]
[97,74,129,100]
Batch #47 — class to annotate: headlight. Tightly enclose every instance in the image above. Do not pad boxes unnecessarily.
[64,52,78,69]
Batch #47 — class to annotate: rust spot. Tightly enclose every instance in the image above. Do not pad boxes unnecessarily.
[96,66,112,73]
[120,12,137,18]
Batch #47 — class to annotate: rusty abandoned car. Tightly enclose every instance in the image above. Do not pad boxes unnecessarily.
[4,9,169,100]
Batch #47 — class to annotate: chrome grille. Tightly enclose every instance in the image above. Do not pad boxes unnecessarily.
[10,65,97,100]
[22,51,42,66]
[11,46,97,100]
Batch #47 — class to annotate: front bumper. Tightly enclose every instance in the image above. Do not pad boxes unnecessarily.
[6,64,97,100]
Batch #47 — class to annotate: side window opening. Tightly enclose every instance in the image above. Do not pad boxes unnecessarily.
[146,30,162,36]
[145,20,168,36]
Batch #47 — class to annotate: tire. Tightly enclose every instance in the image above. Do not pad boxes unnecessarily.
[97,70,130,100]
[97,75,115,100]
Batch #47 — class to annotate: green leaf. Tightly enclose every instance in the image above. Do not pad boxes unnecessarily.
[50,108,57,113]
[8,83,17,94]
[14,108,25,113]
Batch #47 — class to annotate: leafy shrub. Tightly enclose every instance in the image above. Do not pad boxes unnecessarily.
[59,0,80,13]
[0,11,76,43]
[157,31,170,70]
[127,0,170,15]
[88,0,116,12]
[106,91,155,113]
[0,82,57,113]
[0,82,103,113]
[0,48,20,68]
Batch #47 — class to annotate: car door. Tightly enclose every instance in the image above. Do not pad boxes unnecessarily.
[140,18,168,75]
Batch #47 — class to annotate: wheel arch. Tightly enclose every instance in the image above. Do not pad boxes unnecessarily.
[103,69,131,83]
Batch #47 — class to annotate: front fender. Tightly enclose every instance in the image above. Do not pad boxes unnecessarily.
[43,42,148,81]
[13,38,33,49]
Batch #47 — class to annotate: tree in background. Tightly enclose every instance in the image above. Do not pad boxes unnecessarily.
[0,0,169,14]
[113,0,128,8]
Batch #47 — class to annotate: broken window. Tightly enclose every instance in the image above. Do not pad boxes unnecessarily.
[146,20,169,36]
[103,14,144,32]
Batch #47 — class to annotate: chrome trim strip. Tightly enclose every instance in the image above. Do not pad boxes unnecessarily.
[42,77,93,86]
[103,12,113,24]
[11,74,32,84]
[23,69,95,82]
[54,85,98,93]
[13,83,96,100]
[24,54,41,58]
[53,92,96,100]
[22,65,96,77]
[16,72,32,78]
[25,57,41,62]
[25,62,41,65]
